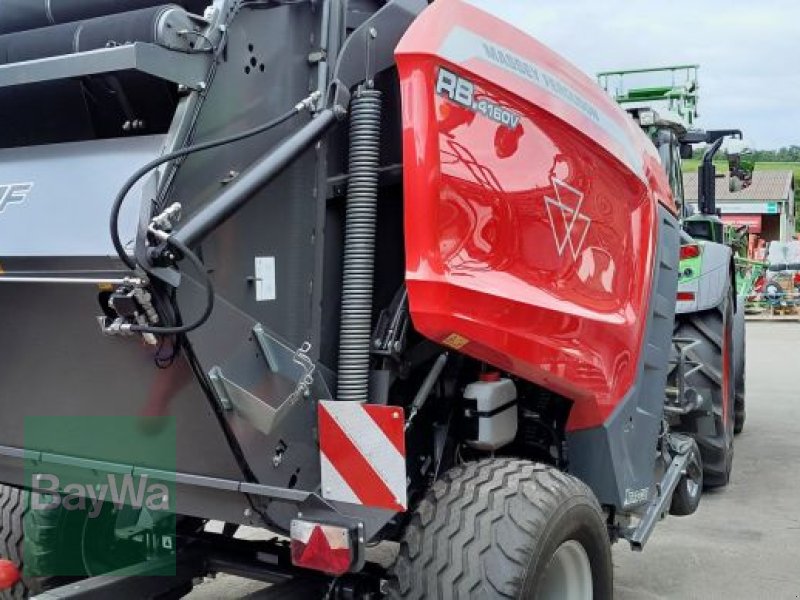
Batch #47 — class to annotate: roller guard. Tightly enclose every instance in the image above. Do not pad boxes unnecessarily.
[0,0,209,34]
[0,5,195,63]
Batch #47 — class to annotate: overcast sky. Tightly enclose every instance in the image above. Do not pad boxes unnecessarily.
[468,1,800,149]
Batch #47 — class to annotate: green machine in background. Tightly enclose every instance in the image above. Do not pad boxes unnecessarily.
[601,65,749,489]
[599,65,755,240]
[598,64,700,125]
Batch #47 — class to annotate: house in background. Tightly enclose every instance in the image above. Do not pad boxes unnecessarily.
[683,170,795,243]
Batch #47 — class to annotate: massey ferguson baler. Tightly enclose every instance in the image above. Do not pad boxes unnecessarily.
[0,1,731,598]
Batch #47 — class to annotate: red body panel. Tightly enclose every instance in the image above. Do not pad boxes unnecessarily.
[395,0,676,430]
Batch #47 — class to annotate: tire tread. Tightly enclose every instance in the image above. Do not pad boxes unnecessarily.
[387,459,609,599]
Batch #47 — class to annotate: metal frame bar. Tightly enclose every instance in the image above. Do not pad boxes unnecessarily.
[0,442,311,504]
[597,65,700,77]
[31,532,337,599]
[0,43,210,91]
[0,277,133,285]
[626,447,691,549]
[31,555,203,599]
[173,109,338,247]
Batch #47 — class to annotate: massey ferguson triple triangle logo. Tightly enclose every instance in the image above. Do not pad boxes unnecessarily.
[544,177,591,259]
[0,182,33,214]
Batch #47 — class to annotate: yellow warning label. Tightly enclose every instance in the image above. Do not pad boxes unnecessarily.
[442,333,470,350]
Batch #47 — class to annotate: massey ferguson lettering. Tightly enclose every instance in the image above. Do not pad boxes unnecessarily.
[436,67,521,130]
[0,182,33,213]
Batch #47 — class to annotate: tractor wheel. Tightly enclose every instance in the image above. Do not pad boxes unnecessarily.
[0,486,43,600]
[668,438,703,517]
[673,295,736,488]
[388,458,613,600]
[0,485,99,599]
[733,298,746,434]
[0,485,180,599]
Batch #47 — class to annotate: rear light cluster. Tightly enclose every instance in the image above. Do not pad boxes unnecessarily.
[290,519,355,575]
[680,244,701,260]
[677,292,696,302]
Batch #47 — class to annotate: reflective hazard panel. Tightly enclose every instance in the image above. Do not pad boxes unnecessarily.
[318,401,407,512]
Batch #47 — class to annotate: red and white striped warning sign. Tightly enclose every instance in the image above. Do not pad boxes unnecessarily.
[318,401,407,512]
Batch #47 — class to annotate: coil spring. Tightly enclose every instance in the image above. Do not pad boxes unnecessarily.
[337,88,382,402]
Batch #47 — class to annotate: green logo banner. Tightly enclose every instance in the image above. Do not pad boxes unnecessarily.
[24,416,177,578]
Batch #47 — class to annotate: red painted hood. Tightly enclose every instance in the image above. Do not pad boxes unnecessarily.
[395,0,676,430]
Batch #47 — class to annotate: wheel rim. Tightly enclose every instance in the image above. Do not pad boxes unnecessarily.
[537,540,593,600]
[686,477,700,498]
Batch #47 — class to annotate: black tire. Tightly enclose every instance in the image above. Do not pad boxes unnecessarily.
[669,439,703,516]
[388,459,612,600]
[733,297,746,434]
[0,485,162,599]
[672,296,735,488]
[0,486,42,600]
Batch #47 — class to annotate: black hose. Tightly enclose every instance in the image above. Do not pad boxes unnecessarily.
[129,236,214,335]
[110,106,301,269]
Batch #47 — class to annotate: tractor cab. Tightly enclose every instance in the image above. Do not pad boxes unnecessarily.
[627,106,691,212]
[599,65,699,215]
[598,64,755,235]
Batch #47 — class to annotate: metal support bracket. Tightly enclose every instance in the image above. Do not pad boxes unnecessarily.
[625,433,695,550]
[208,365,295,436]
[208,324,335,437]
[665,337,705,414]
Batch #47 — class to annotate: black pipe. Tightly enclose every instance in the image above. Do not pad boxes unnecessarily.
[703,129,742,144]
[0,0,209,34]
[173,109,337,248]
[698,136,724,216]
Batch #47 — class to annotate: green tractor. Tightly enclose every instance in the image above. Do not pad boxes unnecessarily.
[677,128,751,437]
[600,66,750,492]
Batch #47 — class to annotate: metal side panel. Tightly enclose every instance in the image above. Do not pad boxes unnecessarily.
[0,136,164,257]
[0,278,248,482]
[566,205,680,511]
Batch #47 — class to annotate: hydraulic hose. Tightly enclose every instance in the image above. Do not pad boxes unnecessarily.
[129,236,214,335]
[336,88,382,403]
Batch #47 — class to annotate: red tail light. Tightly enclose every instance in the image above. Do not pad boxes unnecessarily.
[290,520,354,575]
[680,244,701,260]
[0,559,20,590]
[677,291,696,301]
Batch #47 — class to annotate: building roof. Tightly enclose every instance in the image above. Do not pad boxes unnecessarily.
[683,170,794,202]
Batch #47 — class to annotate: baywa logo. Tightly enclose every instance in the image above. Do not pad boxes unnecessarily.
[32,473,171,518]
[24,415,177,578]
